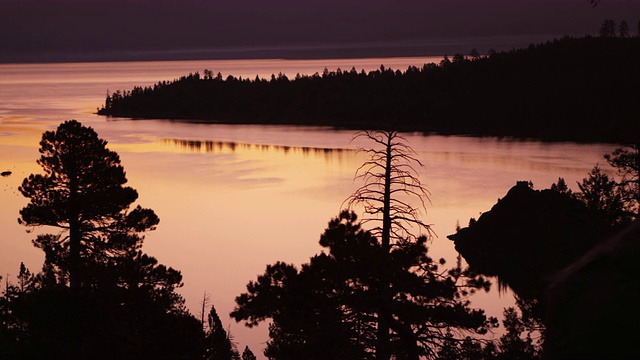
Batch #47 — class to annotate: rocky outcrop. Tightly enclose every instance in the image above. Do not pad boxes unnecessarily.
[447,181,608,299]
[449,181,640,357]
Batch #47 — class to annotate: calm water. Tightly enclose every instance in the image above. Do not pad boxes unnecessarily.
[0,58,615,356]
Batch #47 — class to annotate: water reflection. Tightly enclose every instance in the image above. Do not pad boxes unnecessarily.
[163,138,352,162]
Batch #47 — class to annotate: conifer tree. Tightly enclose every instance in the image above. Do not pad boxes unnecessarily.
[18,120,159,290]
[11,120,199,359]
[241,346,257,360]
[619,20,629,38]
[206,305,239,360]
[577,165,628,227]
[605,143,640,216]
[599,19,616,37]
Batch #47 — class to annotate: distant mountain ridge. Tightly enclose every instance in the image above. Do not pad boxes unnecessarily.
[99,36,640,143]
[0,35,554,64]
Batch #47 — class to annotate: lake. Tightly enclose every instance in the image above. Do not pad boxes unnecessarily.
[0,58,615,357]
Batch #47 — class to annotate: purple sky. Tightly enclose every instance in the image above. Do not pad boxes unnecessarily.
[1,0,639,62]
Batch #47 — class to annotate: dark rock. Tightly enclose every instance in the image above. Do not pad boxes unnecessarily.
[447,181,608,298]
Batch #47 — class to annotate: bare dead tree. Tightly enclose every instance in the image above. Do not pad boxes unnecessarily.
[200,290,211,332]
[345,129,433,360]
[346,130,433,247]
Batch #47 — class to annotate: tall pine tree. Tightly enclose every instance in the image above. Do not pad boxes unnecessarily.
[19,119,160,290]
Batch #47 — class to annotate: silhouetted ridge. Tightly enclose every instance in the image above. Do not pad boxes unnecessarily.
[99,36,640,143]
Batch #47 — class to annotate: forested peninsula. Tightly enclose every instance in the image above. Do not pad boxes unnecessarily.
[98,36,640,143]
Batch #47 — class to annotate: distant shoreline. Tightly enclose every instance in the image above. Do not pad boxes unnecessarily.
[0,54,444,67]
[0,34,564,65]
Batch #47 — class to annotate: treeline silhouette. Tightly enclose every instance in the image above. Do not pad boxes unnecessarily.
[99,36,640,143]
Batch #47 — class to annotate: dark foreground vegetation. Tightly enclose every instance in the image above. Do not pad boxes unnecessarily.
[99,36,640,143]
[0,121,254,360]
[3,120,640,359]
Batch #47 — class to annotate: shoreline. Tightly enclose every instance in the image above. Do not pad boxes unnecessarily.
[0,34,563,65]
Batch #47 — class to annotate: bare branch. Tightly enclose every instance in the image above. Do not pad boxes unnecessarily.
[346,130,432,244]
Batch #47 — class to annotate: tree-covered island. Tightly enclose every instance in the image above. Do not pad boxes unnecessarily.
[99,36,640,143]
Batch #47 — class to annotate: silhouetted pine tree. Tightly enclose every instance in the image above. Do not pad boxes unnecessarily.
[10,120,203,359]
[605,144,640,216]
[241,346,257,360]
[18,120,159,291]
[206,305,239,360]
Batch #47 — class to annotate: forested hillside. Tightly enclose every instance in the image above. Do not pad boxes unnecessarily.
[99,36,640,143]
